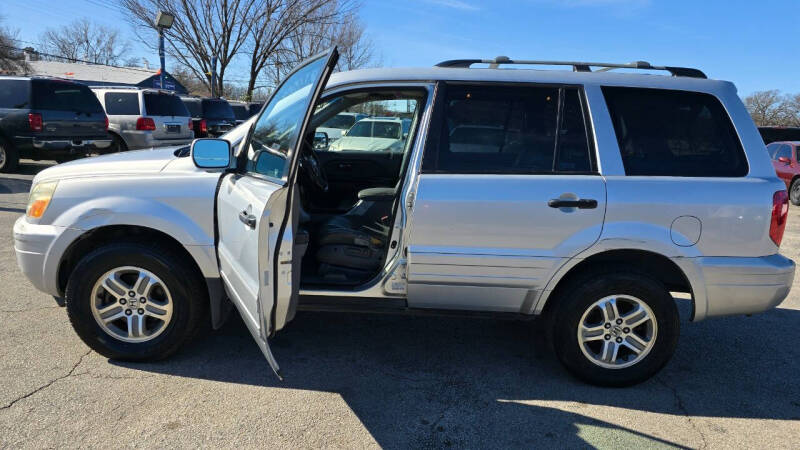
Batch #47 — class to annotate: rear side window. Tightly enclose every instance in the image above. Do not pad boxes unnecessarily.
[201,99,235,119]
[425,84,593,174]
[603,87,748,177]
[32,80,104,113]
[144,93,189,117]
[0,80,30,109]
[104,92,140,115]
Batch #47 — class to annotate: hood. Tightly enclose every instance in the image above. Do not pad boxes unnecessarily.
[33,147,184,183]
[330,136,399,152]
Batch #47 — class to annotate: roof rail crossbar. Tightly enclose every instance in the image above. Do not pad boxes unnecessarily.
[435,56,707,79]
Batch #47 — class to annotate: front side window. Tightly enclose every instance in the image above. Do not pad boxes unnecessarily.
[313,91,423,154]
[425,84,593,174]
[775,144,792,160]
[104,92,140,115]
[603,87,748,177]
[245,55,329,179]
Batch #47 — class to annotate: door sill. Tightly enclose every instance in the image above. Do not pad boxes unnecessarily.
[297,295,534,320]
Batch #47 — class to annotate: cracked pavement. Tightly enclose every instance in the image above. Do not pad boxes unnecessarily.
[1,160,800,448]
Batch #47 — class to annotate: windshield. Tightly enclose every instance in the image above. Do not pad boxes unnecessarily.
[202,99,235,120]
[322,114,357,130]
[347,121,401,139]
[144,93,189,116]
[32,80,103,113]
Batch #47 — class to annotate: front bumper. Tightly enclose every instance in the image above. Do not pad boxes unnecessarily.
[13,216,80,297]
[698,254,795,319]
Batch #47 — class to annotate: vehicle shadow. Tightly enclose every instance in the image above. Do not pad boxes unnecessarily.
[113,302,800,448]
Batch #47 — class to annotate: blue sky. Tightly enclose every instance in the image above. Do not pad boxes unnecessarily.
[3,0,799,95]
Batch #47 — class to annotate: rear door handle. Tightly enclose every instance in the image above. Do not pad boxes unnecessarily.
[548,198,598,209]
[239,210,256,229]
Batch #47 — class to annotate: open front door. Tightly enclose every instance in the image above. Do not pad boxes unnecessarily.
[216,48,338,377]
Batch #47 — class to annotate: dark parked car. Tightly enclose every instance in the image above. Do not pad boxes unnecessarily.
[229,101,264,125]
[759,126,800,145]
[0,77,110,172]
[180,96,236,138]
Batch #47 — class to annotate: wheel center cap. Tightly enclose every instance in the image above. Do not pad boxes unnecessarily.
[611,325,624,337]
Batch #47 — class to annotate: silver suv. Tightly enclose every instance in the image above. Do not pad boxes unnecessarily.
[92,87,194,151]
[13,50,795,386]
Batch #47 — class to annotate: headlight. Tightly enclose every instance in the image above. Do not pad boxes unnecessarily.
[26,181,58,219]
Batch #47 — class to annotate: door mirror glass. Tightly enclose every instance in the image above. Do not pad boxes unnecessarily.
[778,156,791,165]
[313,131,329,150]
[191,138,231,168]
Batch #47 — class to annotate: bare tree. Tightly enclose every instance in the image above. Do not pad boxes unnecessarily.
[0,17,28,74]
[242,0,348,100]
[744,90,795,127]
[40,19,131,65]
[122,0,257,95]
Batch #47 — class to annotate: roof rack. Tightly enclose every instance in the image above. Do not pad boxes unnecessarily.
[434,56,707,79]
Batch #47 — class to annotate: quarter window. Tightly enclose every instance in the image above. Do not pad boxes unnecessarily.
[425,84,593,174]
[0,80,30,109]
[603,87,748,177]
[104,92,140,115]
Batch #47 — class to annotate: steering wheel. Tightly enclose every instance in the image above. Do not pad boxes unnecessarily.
[299,144,329,193]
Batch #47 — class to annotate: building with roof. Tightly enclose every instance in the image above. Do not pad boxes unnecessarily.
[26,60,188,94]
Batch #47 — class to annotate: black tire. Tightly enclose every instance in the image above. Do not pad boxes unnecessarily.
[790,179,800,206]
[0,138,19,173]
[109,133,128,153]
[65,241,208,361]
[550,267,679,387]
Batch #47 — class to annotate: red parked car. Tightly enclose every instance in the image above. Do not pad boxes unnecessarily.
[766,141,800,205]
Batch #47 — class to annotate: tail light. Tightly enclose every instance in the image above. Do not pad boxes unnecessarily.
[188,119,193,131]
[770,190,789,246]
[28,113,43,132]
[103,116,109,130]
[135,117,156,131]
[199,119,207,134]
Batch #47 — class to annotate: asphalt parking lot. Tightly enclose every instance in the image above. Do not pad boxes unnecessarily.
[1,160,799,449]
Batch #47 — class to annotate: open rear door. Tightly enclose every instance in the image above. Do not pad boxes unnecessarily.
[216,48,338,378]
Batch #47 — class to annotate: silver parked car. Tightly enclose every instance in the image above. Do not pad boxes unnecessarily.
[92,87,194,151]
[14,49,795,386]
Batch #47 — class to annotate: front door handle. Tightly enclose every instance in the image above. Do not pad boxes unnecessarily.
[239,210,256,229]
[548,198,598,209]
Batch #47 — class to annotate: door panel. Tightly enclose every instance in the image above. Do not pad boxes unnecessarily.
[406,174,606,312]
[215,47,339,376]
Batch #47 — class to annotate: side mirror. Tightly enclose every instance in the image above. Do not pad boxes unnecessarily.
[314,131,329,150]
[191,138,231,169]
[778,156,792,165]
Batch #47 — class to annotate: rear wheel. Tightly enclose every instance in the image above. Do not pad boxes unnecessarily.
[109,134,128,153]
[550,268,679,387]
[790,179,800,206]
[0,139,19,173]
[65,241,207,361]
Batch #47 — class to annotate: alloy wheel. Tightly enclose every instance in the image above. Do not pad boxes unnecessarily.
[90,266,174,343]
[577,295,658,369]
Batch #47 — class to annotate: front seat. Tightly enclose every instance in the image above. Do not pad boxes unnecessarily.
[315,187,397,276]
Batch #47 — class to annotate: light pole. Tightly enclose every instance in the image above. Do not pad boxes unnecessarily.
[155,11,174,90]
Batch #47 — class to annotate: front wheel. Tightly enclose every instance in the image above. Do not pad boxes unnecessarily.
[551,269,679,387]
[65,242,207,361]
[790,179,800,206]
